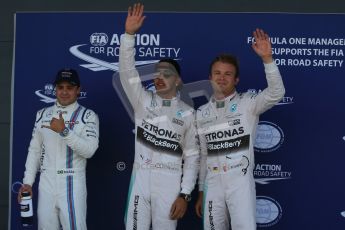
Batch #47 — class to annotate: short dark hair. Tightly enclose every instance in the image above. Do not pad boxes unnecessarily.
[209,54,239,77]
[159,58,181,76]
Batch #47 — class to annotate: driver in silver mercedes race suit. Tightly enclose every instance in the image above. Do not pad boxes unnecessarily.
[119,3,200,230]
[195,29,285,230]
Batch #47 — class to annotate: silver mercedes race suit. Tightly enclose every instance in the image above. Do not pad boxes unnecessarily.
[119,33,200,230]
[23,101,99,230]
[197,62,285,230]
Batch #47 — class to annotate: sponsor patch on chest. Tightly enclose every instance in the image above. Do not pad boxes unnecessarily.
[172,117,184,126]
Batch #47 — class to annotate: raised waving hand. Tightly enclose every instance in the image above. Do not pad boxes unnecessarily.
[252,28,273,63]
[125,3,146,35]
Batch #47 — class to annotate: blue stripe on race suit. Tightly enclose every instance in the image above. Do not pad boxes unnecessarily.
[66,146,73,170]
[67,175,77,230]
[66,106,83,168]
[68,106,82,130]
[65,106,83,230]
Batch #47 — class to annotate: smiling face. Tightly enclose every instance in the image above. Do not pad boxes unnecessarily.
[55,82,80,106]
[210,61,239,99]
[153,62,181,99]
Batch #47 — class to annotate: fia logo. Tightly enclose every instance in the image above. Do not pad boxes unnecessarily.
[35,83,87,104]
[44,84,55,96]
[34,84,56,103]
[90,33,108,46]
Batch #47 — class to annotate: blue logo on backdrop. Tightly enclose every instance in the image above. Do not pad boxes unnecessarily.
[35,83,87,103]
[254,121,284,153]
[254,163,292,184]
[340,136,345,218]
[341,211,345,218]
[35,83,56,103]
[11,181,23,194]
[278,96,294,105]
[70,32,181,72]
[90,33,108,46]
[256,196,283,227]
[247,89,294,105]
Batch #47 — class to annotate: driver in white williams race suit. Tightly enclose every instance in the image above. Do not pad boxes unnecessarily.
[18,68,99,230]
[195,29,285,230]
[119,3,200,230]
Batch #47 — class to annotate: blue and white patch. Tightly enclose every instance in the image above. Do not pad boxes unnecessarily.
[230,104,237,112]
[254,121,284,153]
[176,109,184,118]
[256,196,282,227]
